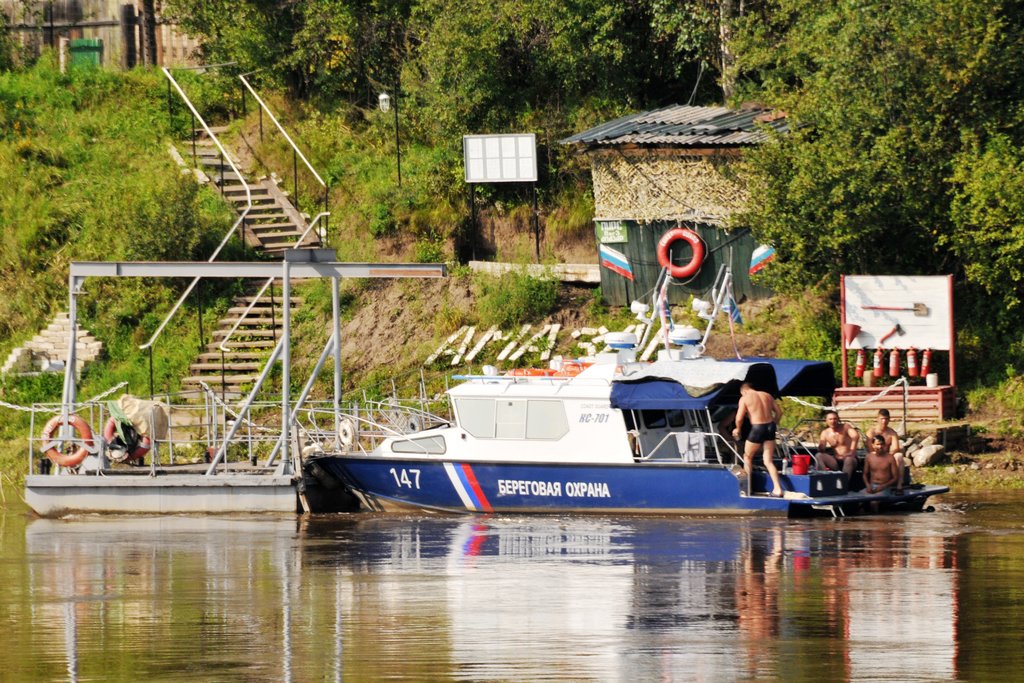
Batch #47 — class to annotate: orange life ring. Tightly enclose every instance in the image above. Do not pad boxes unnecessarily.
[40,414,94,468]
[553,360,592,377]
[506,368,556,377]
[102,417,152,461]
[657,227,705,279]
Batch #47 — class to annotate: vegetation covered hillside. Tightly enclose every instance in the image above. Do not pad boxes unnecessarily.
[5,1,1024,482]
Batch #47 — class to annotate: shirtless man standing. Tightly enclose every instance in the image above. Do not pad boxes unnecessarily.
[817,410,860,478]
[732,382,784,497]
[866,409,906,494]
[863,434,899,495]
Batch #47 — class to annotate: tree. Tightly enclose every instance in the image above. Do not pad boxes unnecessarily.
[732,0,1024,313]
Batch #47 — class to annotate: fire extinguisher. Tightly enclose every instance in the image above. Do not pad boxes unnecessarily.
[854,349,867,378]
[889,348,900,377]
[873,348,884,378]
[920,348,932,377]
[907,347,919,377]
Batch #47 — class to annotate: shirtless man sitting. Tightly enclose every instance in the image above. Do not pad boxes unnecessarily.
[863,434,899,495]
[866,408,907,494]
[817,410,860,478]
[732,382,784,497]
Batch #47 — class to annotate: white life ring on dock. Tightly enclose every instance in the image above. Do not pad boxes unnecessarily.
[657,227,705,279]
[339,418,355,448]
[41,414,94,468]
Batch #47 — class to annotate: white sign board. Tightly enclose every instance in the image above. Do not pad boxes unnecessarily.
[843,275,953,350]
[463,134,537,183]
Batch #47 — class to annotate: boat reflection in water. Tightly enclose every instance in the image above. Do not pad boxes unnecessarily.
[22,512,959,680]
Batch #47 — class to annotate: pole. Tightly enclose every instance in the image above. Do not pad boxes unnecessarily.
[197,280,204,348]
[281,260,291,474]
[332,276,342,448]
[393,94,402,188]
[148,346,154,398]
[532,183,540,262]
[470,183,477,262]
[293,149,299,213]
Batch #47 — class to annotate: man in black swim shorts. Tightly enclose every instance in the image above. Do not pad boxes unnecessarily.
[732,382,784,497]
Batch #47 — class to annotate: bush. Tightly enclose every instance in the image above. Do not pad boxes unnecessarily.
[476,270,557,329]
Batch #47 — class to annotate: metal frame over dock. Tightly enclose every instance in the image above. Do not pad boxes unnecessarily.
[26,251,445,516]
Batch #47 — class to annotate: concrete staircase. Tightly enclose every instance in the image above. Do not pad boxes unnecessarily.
[187,127,321,255]
[1,312,103,375]
[181,291,304,400]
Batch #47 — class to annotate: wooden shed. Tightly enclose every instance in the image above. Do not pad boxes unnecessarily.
[562,104,788,305]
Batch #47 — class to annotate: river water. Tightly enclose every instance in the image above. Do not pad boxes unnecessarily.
[1,491,1022,681]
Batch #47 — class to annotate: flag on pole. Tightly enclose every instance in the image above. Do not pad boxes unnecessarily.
[749,244,775,275]
[599,244,635,280]
[723,296,743,325]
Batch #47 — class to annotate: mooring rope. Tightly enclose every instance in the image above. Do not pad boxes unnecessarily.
[0,381,129,414]
[784,377,909,412]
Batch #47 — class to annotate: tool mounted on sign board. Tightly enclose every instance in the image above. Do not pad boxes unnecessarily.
[862,303,929,316]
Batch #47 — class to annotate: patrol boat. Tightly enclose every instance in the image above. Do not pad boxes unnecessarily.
[313,269,948,517]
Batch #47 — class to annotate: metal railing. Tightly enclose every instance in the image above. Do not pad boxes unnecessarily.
[142,67,254,394]
[239,75,329,234]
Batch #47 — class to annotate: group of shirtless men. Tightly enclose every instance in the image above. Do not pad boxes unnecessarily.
[732,382,905,497]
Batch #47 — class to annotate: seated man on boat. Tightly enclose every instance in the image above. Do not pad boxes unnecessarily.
[866,408,907,494]
[816,410,860,477]
[863,434,899,495]
[732,382,784,498]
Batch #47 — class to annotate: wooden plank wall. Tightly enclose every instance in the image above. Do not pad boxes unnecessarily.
[832,386,956,423]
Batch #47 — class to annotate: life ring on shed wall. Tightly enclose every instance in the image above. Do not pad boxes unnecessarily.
[40,414,94,468]
[657,227,705,279]
[102,417,151,461]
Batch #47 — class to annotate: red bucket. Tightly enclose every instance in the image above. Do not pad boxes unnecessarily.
[791,454,810,475]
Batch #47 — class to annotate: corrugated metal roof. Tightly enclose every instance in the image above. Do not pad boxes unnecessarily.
[561,104,788,148]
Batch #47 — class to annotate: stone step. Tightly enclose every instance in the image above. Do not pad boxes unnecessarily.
[233,295,303,304]
[196,351,268,362]
[249,222,299,232]
[215,316,280,326]
[181,374,261,386]
[190,361,265,372]
[211,328,278,339]
[206,340,277,350]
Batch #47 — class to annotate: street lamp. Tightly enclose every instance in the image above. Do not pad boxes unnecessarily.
[378,90,402,187]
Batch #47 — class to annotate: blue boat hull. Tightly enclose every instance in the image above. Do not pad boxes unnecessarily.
[315,456,948,516]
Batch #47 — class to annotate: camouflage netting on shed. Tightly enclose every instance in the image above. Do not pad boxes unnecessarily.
[590,150,747,224]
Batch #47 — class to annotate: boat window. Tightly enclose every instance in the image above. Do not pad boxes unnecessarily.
[456,398,496,438]
[526,400,568,440]
[496,400,527,439]
[392,435,446,454]
[666,409,687,428]
[642,410,667,429]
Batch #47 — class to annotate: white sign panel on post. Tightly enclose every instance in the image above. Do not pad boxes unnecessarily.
[463,134,537,183]
[843,275,953,350]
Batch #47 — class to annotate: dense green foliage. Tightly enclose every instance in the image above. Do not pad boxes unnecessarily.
[0,58,241,471]
[476,271,558,330]
[730,1,1024,379]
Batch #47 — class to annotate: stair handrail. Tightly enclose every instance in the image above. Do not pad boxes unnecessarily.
[216,211,329,353]
[141,67,253,352]
[239,75,326,188]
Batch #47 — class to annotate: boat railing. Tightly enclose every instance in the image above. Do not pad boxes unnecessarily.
[300,399,450,454]
[28,391,301,476]
[639,429,741,465]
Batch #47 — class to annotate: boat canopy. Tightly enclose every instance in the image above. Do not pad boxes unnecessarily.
[725,358,835,399]
[610,359,779,410]
[609,358,835,411]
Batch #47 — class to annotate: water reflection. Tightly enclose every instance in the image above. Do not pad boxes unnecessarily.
[4,497,1018,681]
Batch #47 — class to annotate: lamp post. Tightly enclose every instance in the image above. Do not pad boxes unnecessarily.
[378,89,402,188]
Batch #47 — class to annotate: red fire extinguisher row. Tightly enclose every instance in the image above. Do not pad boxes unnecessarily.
[855,349,867,378]
[920,348,932,377]
[888,348,900,377]
[907,347,918,377]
